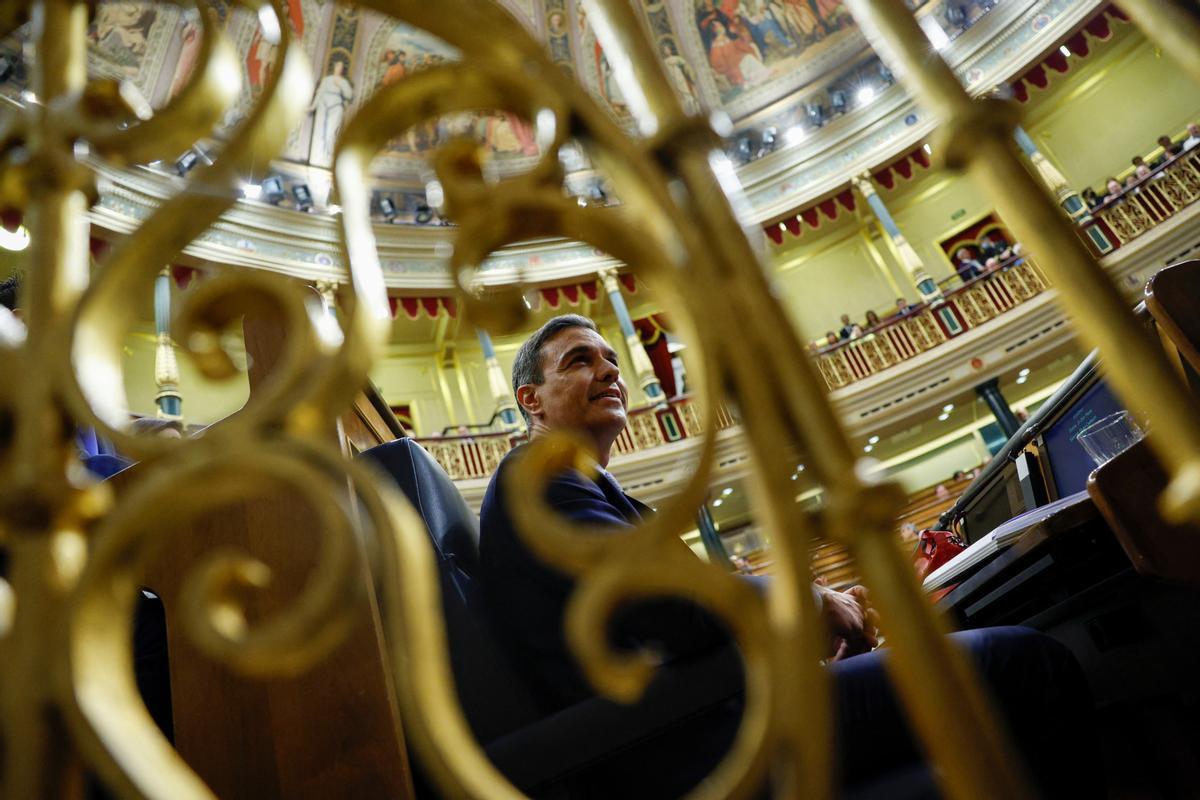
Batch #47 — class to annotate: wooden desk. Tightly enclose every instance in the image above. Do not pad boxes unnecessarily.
[934,493,1200,796]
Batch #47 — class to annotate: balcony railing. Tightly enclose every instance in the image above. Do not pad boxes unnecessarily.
[813,259,1050,391]
[1080,148,1200,255]
[415,395,738,481]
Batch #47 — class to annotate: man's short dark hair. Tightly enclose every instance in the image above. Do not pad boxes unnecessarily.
[511,314,598,425]
[0,273,21,311]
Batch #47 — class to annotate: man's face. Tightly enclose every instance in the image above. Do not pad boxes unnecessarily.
[520,326,629,441]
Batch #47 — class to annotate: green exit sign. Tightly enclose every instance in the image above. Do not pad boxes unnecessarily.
[951,209,967,220]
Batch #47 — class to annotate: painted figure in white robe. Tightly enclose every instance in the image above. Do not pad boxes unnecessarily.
[308,56,353,166]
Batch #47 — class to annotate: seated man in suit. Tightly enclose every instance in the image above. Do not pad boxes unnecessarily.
[479,314,1099,796]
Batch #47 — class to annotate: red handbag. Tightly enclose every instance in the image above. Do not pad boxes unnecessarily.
[913,529,967,601]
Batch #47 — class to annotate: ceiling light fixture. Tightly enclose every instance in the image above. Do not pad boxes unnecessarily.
[868,435,880,444]
[938,412,950,421]
[1059,45,1071,57]
[856,86,876,105]
[722,487,733,496]
[713,498,724,507]
[943,403,954,412]
[0,225,30,252]
[785,125,807,146]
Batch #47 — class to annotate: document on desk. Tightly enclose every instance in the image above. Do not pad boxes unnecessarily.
[922,491,1092,592]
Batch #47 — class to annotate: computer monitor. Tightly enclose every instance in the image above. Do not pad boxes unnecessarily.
[1038,379,1124,499]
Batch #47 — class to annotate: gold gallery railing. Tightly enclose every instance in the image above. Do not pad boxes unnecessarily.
[418,396,739,481]
[816,259,1049,390]
[1081,147,1200,255]
[4,0,1200,798]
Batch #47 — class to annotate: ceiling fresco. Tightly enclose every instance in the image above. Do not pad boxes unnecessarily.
[0,0,1016,227]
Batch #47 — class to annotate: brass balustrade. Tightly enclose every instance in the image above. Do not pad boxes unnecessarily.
[815,259,1049,390]
[416,395,737,481]
[2,0,1200,797]
[1082,149,1200,253]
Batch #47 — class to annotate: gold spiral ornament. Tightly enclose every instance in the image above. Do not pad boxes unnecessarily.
[2,0,1199,797]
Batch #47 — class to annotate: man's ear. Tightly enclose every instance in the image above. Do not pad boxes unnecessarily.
[516,384,541,420]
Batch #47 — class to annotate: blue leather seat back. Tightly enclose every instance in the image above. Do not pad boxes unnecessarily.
[359,438,543,743]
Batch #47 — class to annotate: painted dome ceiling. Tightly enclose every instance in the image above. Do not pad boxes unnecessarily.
[2,0,1002,193]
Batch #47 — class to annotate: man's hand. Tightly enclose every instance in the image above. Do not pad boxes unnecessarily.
[817,584,879,660]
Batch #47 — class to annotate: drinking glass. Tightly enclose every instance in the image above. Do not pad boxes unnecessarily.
[1077,411,1145,466]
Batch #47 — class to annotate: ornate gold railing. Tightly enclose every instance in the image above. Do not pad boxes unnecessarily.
[417,395,738,481]
[815,258,1049,390]
[1080,148,1200,255]
[4,0,1200,798]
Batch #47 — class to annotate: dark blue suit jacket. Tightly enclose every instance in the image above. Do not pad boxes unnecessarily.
[479,445,727,713]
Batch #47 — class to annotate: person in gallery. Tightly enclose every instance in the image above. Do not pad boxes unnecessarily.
[478,313,1100,796]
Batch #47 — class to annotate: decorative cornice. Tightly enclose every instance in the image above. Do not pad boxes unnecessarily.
[740,0,1109,222]
[84,0,1110,285]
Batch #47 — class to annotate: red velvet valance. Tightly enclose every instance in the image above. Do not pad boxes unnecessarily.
[1010,4,1127,103]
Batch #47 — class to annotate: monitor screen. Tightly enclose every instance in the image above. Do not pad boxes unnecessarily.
[1040,379,1124,498]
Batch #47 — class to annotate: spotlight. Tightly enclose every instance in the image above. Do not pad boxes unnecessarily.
[830,90,847,114]
[713,498,724,507]
[785,126,807,146]
[938,412,950,421]
[735,134,754,162]
[855,86,876,105]
[868,435,880,444]
[1018,368,1030,377]
[1059,45,1071,58]
[878,63,894,83]
[240,182,262,200]
[805,103,826,126]
[722,487,733,496]
[760,126,778,153]
[292,183,313,211]
[174,149,200,176]
[261,176,285,204]
[945,5,966,25]
[943,403,955,412]
[379,195,398,220]
[414,202,434,224]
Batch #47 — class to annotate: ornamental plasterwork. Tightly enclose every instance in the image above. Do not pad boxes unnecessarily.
[740,0,1109,220]
[69,0,1110,282]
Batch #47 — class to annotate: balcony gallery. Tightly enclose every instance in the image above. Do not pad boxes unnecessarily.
[4,0,1200,798]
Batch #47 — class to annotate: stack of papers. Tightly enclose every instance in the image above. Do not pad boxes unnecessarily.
[922,490,1090,592]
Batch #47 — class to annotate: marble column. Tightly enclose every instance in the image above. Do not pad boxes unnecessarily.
[153,267,181,419]
[851,173,944,303]
[475,327,521,430]
[1013,125,1089,222]
[597,266,665,404]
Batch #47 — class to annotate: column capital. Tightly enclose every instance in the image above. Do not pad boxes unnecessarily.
[597,266,622,295]
[850,172,878,198]
[313,280,339,315]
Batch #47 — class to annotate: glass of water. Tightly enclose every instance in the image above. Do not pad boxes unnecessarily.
[1077,411,1145,466]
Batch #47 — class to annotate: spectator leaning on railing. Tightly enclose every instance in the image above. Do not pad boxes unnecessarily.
[1153,134,1182,167]
[1183,122,1200,152]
